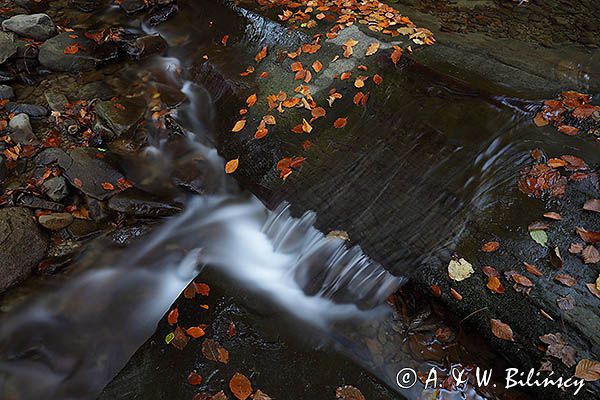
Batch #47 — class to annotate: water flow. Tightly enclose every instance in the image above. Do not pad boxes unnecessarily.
[0,63,403,400]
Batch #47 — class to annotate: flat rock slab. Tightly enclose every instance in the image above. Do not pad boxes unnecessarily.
[38,31,118,72]
[0,207,47,293]
[95,97,146,137]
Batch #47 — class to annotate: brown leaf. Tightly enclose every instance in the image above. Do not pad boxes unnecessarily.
[487,277,505,294]
[533,112,549,127]
[188,371,203,385]
[231,120,246,132]
[171,326,189,350]
[490,319,514,341]
[431,284,442,297]
[225,159,239,174]
[221,35,229,46]
[575,359,600,382]
[333,118,347,128]
[312,60,323,73]
[481,241,500,252]
[202,339,229,364]
[390,46,402,65]
[528,221,550,231]
[543,211,562,220]
[549,247,563,268]
[301,119,313,133]
[569,243,584,254]
[372,74,383,85]
[186,326,206,338]
[539,333,577,367]
[582,245,600,264]
[253,390,272,400]
[336,385,366,400]
[523,262,543,277]
[365,42,380,56]
[512,273,533,287]
[229,372,252,400]
[554,274,577,287]
[557,295,575,311]
[450,288,462,301]
[246,94,257,107]
[481,266,500,278]
[211,391,228,400]
[311,107,326,120]
[576,227,600,243]
[255,46,267,63]
[167,308,178,325]
[583,199,600,213]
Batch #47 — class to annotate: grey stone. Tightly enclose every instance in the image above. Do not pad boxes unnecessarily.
[0,31,19,65]
[42,176,69,202]
[0,84,14,99]
[6,103,47,118]
[0,207,47,293]
[95,97,145,137]
[15,193,64,211]
[38,212,74,230]
[8,113,37,145]
[38,32,117,72]
[2,14,57,41]
[107,188,181,217]
[44,91,68,112]
[77,81,114,101]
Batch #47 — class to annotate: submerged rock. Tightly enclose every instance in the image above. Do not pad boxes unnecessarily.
[2,13,57,41]
[44,91,68,112]
[95,97,145,137]
[38,212,74,230]
[118,0,150,15]
[0,31,19,65]
[42,176,69,202]
[125,35,168,60]
[0,207,47,293]
[145,4,178,26]
[38,32,117,72]
[107,188,181,217]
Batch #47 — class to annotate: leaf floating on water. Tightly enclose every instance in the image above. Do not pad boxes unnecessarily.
[231,120,246,132]
[246,93,257,107]
[555,274,577,287]
[327,230,349,241]
[225,158,239,174]
[447,258,474,282]
[490,319,514,341]
[575,359,600,382]
[165,332,175,344]
[188,371,202,385]
[583,199,600,213]
[167,307,179,326]
[336,385,366,400]
[221,35,229,46]
[229,372,252,400]
[202,338,229,364]
[481,241,500,252]
[529,230,548,247]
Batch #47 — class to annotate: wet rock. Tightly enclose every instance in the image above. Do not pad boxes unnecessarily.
[0,207,47,293]
[2,13,57,41]
[38,212,74,230]
[67,219,103,240]
[44,91,68,112]
[15,193,64,211]
[58,147,125,200]
[95,97,145,137]
[119,0,150,15]
[69,0,103,12]
[110,223,153,246]
[0,84,14,99]
[145,4,178,26]
[125,34,168,60]
[34,147,70,166]
[0,156,6,182]
[38,32,117,72]
[0,31,19,65]
[15,44,39,74]
[77,80,114,101]
[86,196,109,221]
[107,188,181,217]
[42,176,69,202]
[8,113,37,145]
[0,71,15,83]
[6,103,47,118]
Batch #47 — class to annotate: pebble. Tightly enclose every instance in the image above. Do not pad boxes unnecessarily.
[38,212,74,230]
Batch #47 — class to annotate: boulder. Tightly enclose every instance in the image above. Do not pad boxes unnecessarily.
[95,97,145,137]
[0,31,19,65]
[0,207,47,293]
[2,13,57,41]
[38,31,117,72]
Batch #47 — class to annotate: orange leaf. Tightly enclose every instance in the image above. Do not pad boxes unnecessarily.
[246,93,257,107]
[481,241,500,252]
[340,71,352,80]
[486,277,505,294]
[229,372,252,400]
[365,41,380,56]
[101,182,114,191]
[186,326,206,339]
[64,43,81,55]
[167,308,179,326]
[231,120,246,132]
[187,371,202,385]
[312,60,323,73]
[373,74,383,85]
[311,107,326,119]
[302,119,313,133]
[490,319,514,341]
[221,35,229,46]
[290,62,303,72]
[333,117,347,128]
[390,46,402,65]
[195,282,210,296]
[255,127,268,139]
[225,158,239,174]
[255,46,267,63]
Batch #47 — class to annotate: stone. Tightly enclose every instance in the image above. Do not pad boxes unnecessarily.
[0,71,16,83]
[38,32,118,72]
[119,0,150,15]
[44,91,68,112]
[8,113,37,145]
[107,188,181,217]
[15,193,64,211]
[145,4,178,26]
[77,81,114,101]
[0,31,19,65]
[95,97,145,137]
[6,103,47,118]
[0,207,47,293]
[69,0,103,12]
[2,13,57,41]
[57,147,125,200]
[125,35,168,60]
[42,176,69,202]
[67,219,102,240]
[0,84,14,99]
[38,212,74,230]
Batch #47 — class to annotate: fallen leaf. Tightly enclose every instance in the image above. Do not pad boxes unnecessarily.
[253,390,272,400]
[490,319,514,341]
[576,227,600,243]
[64,43,81,54]
[221,35,229,46]
[539,333,577,367]
[229,372,252,400]
[263,115,276,125]
[523,262,543,277]
[186,326,206,338]
[336,385,365,400]
[167,308,179,326]
[557,295,575,311]
[312,60,323,73]
[586,283,600,299]
[569,243,584,254]
[487,277,505,294]
[533,112,549,127]
[373,74,383,85]
[431,284,442,297]
[575,359,600,382]
[231,120,246,132]
[340,71,352,80]
[228,321,236,337]
[171,326,189,350]
[195,282,210,296]
[543,212,561,220]
[333,117,347,128]
[255,46,267,63]
[246,93,257,107]
[555,274,577,287]
[390,46,402,65]
[450,288,462,301]
[225,158,239,174]
[188,371,202,385]
[365,42,380,56]
[290,61,303,72]
[557,125,580,136]
[202,339,229,364]
[481,241,500,252]
[101,182,114,190]
[481,266,500,277]
[530,230,548,247]
[354,76,365,88]
[512,274,533,287]
[311,107,326,120]
[582,245,600,264]
[211,391,228,400]
[302,119,313,133]
[549,246,563,268]
[583,199,600,213]
[448,258,474,281]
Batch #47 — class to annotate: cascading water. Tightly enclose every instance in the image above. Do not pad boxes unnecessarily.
[0,53,407,399]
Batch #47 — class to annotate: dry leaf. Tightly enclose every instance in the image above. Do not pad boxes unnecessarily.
[450,288,462,301]
[523,262,542,277]
[557,295,575,311]
[373,74,383,85]
[490,319,514,341]
[512,273,533,287]
[586,283,600,299]
[481,241,500,252]
[231,120,246,132]
[229,373,252,400]
[582,245,600,264]
[431,284,442,297]
[312,60,323,73]
[448,258,474,281]
[167,308,178,325]
[365,42,380,56]
[487,277,505,294]
[202,339,229,364]
[246,94,257,107]
[539,333,577,367]
[333,117,347,128]
[336,385,365,400]
[255,46,267,63]
[186,326,206,338]
[577,227,600,243]
[390,46,402,65]
[543,212,562,220]
[188,371,202,385]
[554,274,577,287]
[583,199,600,213]
[575,359,600,382]
[225,158,239,174]
[301,119,313,133]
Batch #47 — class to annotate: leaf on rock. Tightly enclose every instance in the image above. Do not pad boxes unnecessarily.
[523,262,542,277]
[555,274,577,287]
[312,60,323,73]
[336,385,366,400]
[229,372,252,400]
[246,94,257,107]
[543,211,562,220]
[450,288,462,301]
[447,258,474,282]
[575,359,600,382]
[582,246,600,264]
[569,243,584,254]
[231,120,246,132]
[549,246,563,268]
[171,326,190,350]
[481,241,500,252]
[202,339,229,364]
[333,117,347,128]
[487,277,504,294]
[365,42,380,56]
[490,319,514,341]
[586,283,600,299]
[211,391,228,400]
[431,284,442,297]
[390,46,402,65]
[290,61,303,72]
[539,333,577,368]
[512,273,533,287]
[576,227,600,244]
[188,371,203,385]
[167,307,179,326]
[255,46,267,63]
[530,230,548,247]
[186,326,206,338]
[225,158,239,174]
[481,266,500,277]
[253,390,272,400]
[64,43,81,54]
[557,295,575,311]
[583,199,600,213]
[195,282,210,296]
[373,74,383,85]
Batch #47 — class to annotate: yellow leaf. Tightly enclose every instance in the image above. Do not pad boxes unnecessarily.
[225,158,239,174]
[365,42,380,56]
[231,120,246,132]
